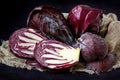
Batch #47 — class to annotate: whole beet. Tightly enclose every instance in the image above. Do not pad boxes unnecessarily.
[77,32,108,62]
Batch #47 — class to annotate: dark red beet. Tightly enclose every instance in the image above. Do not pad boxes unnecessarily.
[77,32,108,62]
[34,40,80,69]
[9,28,47,58]
[67,5,103,38]
[86,53,116,73]
[27,6,75,46]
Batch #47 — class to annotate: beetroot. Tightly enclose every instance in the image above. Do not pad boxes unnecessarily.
[34,40,80,69]
[9,28,47,58]
[27,6,75,46]
[86,53,116,73]
[77,32,108,62]
[67,5,103,38]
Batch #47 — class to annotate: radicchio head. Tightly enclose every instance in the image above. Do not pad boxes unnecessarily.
[27,6,76,46]
[67,5,103,38]
[77,32,108,62]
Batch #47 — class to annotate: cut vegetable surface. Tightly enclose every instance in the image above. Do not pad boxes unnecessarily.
[9,28,47,58]
[34,40,80,69]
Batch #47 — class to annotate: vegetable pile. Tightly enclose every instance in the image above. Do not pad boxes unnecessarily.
[7,5,117,73]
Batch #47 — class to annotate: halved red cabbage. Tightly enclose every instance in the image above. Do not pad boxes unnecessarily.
[9,28,47,58]
[34,40,80,69]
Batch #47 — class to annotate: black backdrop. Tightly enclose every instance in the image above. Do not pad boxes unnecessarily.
[1,0,120,80]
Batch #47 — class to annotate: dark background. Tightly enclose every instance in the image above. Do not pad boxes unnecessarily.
[0,0,120,80]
